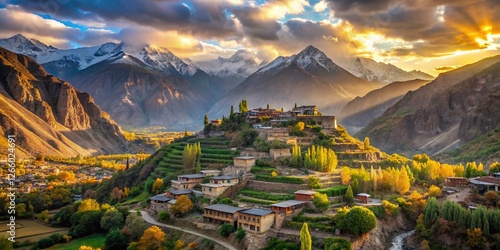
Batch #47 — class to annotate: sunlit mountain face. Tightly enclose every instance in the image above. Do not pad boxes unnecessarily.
[0,0,498,77]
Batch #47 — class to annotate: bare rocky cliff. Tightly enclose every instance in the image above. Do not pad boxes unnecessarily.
[357,55,500,157]
[0,47,128,158]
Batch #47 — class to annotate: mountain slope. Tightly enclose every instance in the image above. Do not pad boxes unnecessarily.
[208,46,377,118]
[357,55,500,157]
[344,57,434,84]
[0,47,128,158]
[67,52,209,130]
[339,79,430,133]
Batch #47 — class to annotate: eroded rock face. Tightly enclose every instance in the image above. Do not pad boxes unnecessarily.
[0,47,128,157]
[357,56,500,156]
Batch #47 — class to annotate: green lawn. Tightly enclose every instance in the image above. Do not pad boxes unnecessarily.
[48,234,106,250]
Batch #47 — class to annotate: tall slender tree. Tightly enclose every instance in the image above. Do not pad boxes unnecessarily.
[204,114,208,126]
[300,222,312,250]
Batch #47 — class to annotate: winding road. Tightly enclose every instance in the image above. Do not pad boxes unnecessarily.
[136,210,237,250]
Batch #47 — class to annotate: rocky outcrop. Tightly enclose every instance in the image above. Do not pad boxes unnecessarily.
[357,55,500,156]
[0,47,128,157]
[351,210,414,250]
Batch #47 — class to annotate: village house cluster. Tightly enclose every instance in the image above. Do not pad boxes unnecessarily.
[149,155,320,234]
[0,160,112,194]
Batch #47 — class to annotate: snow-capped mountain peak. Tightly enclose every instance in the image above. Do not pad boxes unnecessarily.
[131,45,199,76]
[194,49,260,78]
[256,45,338,74]
[0,34,58,60]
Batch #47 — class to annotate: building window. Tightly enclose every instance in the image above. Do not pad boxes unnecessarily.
[227,180,230,183]
[257,226,260,231]
[257,219,260,223]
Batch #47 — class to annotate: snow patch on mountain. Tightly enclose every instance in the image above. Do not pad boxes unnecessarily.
[195,49,260,78]
[255,45,338,75]
[130,46,199,76]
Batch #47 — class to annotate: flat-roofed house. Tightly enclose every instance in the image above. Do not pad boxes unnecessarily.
[210,176,239,185]
[201,183,228,198]
[171,174,205,190]
[470,177,500,193]
[150,194,172,212]
[203,204,245,228]
[237,208,275,233]
[233,156,255,170]
[271,200,307,216]
[445,177,469,188]
[357,193,370,204]
[294,190,317,201]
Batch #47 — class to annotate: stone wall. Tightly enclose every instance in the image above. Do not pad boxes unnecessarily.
[240,149,270,159]
[269,148,291,159]
[296,115,337,129]
[246,180,307,192]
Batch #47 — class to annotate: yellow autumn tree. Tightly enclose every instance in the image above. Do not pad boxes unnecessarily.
[171,195,194,216]
[78,199,100,212]
[138,226,166,250]
[152,178,164,194]
[396,166,411,194]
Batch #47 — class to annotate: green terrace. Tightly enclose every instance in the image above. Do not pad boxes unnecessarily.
[146,138,240,181]
[237,188,295,206]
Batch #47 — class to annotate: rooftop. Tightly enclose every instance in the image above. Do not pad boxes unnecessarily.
[204,204,245,214]
[178,174,205,179]
[239,208,273,216]
[151,195,172,202]
[170,190,193,195]
[201,183,226,188]
[271,200,307,208]
[201,170,221,173]
[234,156,255,160]
[294,190,317,195]
[357,193,371,197]
[211,176,239,180]
[470,177,500,185]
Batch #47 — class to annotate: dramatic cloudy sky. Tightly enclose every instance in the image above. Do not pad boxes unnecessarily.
[0,0,499,75]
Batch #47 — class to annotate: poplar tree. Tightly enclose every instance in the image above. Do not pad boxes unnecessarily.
[204,114,208,126]
[345,185,354,205]
[300,222,312,250]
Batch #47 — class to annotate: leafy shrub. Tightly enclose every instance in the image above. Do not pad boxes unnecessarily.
[219,224,235,237]
[158,211,170,222]
[255,174,304,184]
[37,237,55,249]
[236,227,245,242]
[382,200,399,216]
[323,237,351,250]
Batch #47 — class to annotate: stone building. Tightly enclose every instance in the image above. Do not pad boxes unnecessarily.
[233,156,256,170]
[237,208,275,233]
[203,204,245,228]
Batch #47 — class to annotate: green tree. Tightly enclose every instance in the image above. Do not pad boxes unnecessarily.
[219,224,235,237]
[267,104,270,110]
[424,197,439,226]
[300,222,312,250]
[341,206,377,235]
[292,144,303,167]
[100,208,124,231]
[351,179,359,196]
[126,213,146,240]
[308,176,322,189]
[0,236,13,250]
[345,185,354,205]
[323,237,351,250]
[204,114,209,126]
[312,193,330,212]
[230,105,234,117]
[105,229,127,250]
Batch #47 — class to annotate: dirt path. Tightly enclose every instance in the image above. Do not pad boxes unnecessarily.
[136,211,237,250]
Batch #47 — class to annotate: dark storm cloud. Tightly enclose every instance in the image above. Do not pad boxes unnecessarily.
[232,6,282,40]
[8,0,237,38]
[327,0,500,57]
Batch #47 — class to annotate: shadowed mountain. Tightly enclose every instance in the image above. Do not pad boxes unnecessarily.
[357,55,500,157]
[0,47,128,158]
[339,79,430,133]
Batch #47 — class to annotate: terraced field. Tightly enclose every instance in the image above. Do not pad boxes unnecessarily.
[147,137,240,181]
